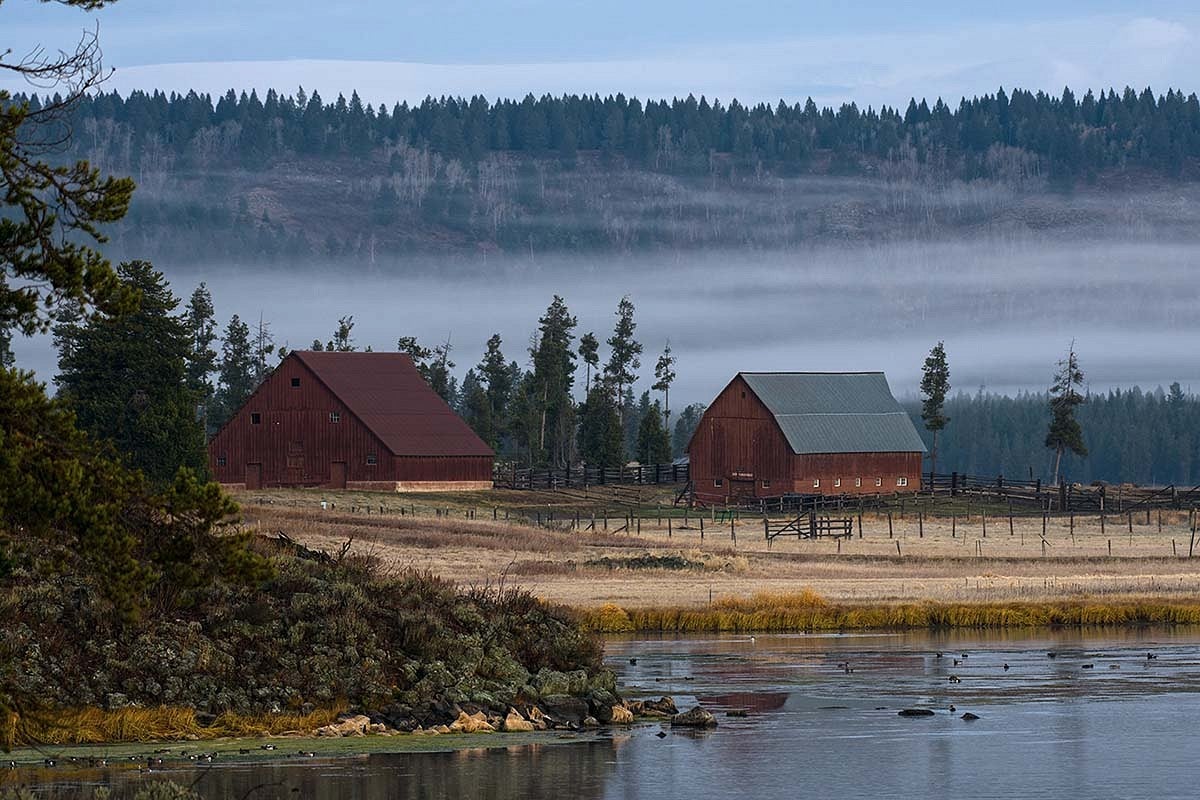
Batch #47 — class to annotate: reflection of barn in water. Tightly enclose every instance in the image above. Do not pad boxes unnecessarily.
[698,691,789,713]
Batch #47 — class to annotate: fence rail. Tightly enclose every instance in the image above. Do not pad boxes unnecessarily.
[496,462,690,491]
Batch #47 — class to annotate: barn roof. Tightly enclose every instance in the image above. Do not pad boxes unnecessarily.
[739,372,927,455]
[292,351,493,457]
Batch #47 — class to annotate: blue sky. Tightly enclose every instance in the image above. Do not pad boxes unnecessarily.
[5,2,1200,107]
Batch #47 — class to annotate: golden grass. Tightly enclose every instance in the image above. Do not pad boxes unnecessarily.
[579,590,1200,633]
[2,704,347,750]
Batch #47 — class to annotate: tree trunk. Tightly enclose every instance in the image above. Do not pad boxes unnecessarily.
[1053,445,1064,487]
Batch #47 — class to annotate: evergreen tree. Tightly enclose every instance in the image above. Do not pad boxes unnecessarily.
[477,334,513,450]
[327,314,356,351]
[578,331,599,393]
[577,380,623,469]
[459,368,493,445]
[529,296,577,467]
[426,336,456,404]
[396,335,433,370]
[251,313,275,386]
[1045,341,1088,485]
[603,295,642,434]
[636,399,672,464]
[53,261,207,484]
[183,283,218,435]
[671,403,706,458]
[920,341,951,483]
[0,324,12,368]
[651,340,676,428]
[213,314,256,429]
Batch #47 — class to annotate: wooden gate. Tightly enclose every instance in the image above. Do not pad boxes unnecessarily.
[330,461,347,490]
[245,463,262,490]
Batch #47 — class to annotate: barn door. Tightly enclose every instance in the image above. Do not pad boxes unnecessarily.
[330,461,347,490]
[286,440,305,485]
[245,463,262,490]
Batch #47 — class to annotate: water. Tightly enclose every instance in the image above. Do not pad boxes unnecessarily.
[10,628,1200,799]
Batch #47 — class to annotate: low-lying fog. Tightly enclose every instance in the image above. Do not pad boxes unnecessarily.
[12,236,1200,405]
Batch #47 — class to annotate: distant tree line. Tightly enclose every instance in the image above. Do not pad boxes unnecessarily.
[906,385,1200,487]
[23,84,1200,180]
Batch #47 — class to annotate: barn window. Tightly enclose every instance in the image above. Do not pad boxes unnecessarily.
[874,477,882,487]
[366,453,378,466]
[250,413,261,425]
[812,478,820,489]
[714,478,724,487]
[760,480,770,489]
[329,411,341,423]
[855,477,862,488]
[217,455,227,467]
[291,377,301,388]
[834,478,841,488]
[897,476,909,487]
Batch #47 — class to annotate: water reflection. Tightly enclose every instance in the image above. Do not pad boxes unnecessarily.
[11,627,1200,799]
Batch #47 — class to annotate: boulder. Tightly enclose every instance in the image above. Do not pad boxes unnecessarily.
[961,712,981,721]
[588,669,617,694]
[642,697,678,717]
[609,705,634,725]
[315,714,372,737]
[526,706,548,731]
[541,694,589,725]
[450,711,495,734]
[503,709,535,733]
[587,689,620,721]
[533,668,570,697]
[581,716,600,729]
[670,707,717,728]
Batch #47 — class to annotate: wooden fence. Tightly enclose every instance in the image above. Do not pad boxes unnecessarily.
[496,462,690,490]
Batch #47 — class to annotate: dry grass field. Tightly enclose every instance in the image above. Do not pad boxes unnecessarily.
[234,487,1200,612]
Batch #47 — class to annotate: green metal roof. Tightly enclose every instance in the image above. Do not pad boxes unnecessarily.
[739,372,928,455]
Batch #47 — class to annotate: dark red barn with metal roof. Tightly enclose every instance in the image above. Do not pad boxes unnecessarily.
[208,351,494,491]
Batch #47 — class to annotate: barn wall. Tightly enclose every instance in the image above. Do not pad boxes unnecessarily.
[207,357,495,488]
[689,375,923,501]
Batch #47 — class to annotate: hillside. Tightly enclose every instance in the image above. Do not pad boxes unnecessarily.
[26,86,1200,264]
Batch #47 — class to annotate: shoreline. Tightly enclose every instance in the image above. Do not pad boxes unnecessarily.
[580,595,1200,633]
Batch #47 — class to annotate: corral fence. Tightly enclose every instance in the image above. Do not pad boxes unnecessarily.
[496,462,690,491]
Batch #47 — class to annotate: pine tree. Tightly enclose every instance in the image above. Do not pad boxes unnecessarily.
[636,399,672,464]
[0,323,12,368]
[652,340,676,428]
[426,336,456,404]
[459,368,493,445]
[671,403,706,458]
[213,314,256,429]
[1046,341,1088,485]
[327,314,356,351]
[920,341,950,484]
[577,380,623,469]
[183,283,218,435]
[251,313,275,386]
[603,295,642,437]
[530,296,577,467]
[578,332,599,393]
[477,334,513,450]
[53,261,207,484]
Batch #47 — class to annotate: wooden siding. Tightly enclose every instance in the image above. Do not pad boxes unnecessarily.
[689,375,922,501]
[207,356,492,487]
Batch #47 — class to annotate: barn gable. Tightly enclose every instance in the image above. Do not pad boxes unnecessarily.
[207,351,493,491]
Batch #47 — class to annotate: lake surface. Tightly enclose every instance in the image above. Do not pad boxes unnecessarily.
[11,627,1200,799]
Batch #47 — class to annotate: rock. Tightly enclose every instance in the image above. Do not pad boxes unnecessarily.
[450,711,495,734]
[961,712,980,721]
[315,714,372,737]
[503,710,535,733]
[609,705,634,725]
[587,669,617,694]
[533,668,570,697]
[643,697,678,716]
[436,725,451,734]
[587,689,619,721]
[670,707,718,728]
[368,723,388,734]
[526,706,548,731]
[566,670,591,695]
[541,695,589,725]
[898,709,935,717]
[194,712,217,727]
[581,716,600,729]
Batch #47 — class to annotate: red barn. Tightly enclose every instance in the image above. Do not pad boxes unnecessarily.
[688,372,926,503]
[208,351,493,491]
